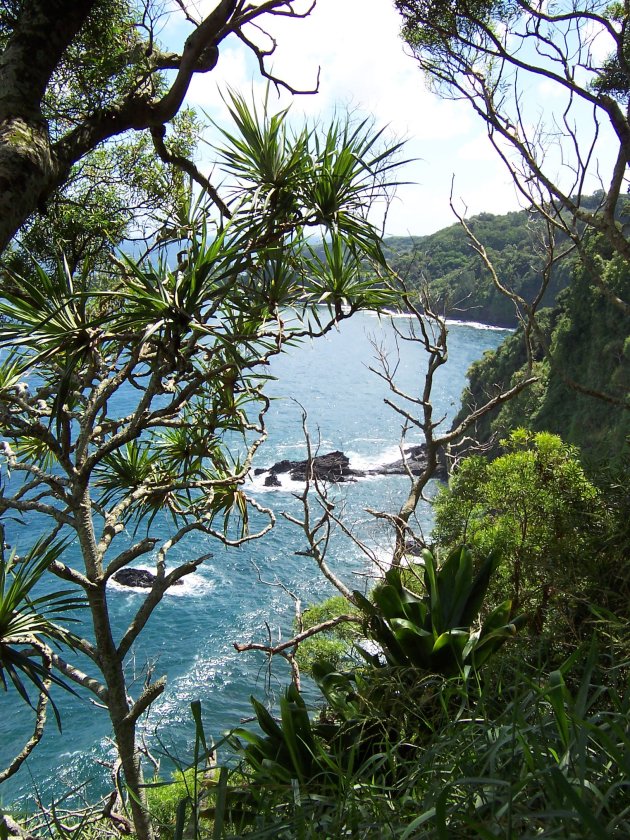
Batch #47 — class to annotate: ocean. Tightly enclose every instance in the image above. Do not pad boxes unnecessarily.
[0,311,510,805]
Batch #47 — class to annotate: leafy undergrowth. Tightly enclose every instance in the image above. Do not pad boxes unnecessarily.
[121,630,629,840]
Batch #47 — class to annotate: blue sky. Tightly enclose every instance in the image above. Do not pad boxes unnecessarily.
[163,0,619,237]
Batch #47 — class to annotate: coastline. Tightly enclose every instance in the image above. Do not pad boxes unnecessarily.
[374,308,516,331]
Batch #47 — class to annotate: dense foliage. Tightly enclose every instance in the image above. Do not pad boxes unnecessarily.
[382,191,626,328]
[384,208,572,327]
[433,430,605,632]
[2,2,630,838]
[453,235,630,461]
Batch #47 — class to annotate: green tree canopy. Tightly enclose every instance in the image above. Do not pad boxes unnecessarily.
[433,429,604,631]
[0,0,320,256]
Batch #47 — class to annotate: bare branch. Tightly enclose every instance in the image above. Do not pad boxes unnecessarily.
[280,414,356,602]
[0,663,51,784]
[103,539,160,581]
[234,614,362,655]
[126,677,167,726]
[235,27,320,96]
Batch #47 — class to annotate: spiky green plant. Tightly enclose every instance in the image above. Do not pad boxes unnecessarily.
[354,546,526,676]
[0,537,83,721]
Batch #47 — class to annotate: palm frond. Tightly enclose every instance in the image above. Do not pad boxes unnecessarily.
[0,537,85,725]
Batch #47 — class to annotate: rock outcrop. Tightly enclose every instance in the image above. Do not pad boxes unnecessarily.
[256,450,361,482]
[255,445,447,484]
[112,568,183,588]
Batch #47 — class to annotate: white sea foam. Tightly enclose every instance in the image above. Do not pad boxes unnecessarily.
[367,542,396,575]
[247,471,307,493]
[372,309,413,320]
[347,442,420,471]
[445,318,513,332]
[163,572,216,598]
[108,569,215,597]
[369,310,513,332]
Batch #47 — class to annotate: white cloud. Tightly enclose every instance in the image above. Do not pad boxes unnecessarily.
[457,131,499,164]
[186,46,262,116]
[165,0,524,234]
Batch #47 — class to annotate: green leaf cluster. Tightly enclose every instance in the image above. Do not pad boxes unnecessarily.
[230,548,524,814]
[433,430,605,629]
[231,685,329,788]
[354,546,524,676]
[216,634,630,838]
[1,1,201,278]
[0,538,83,724]
[0,92,403,537]
[296,595,362,674]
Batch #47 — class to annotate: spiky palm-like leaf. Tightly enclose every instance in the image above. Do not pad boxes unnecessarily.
[355,546,525,676]
[215,88,310,220]
[0,257,99,363]
[0,538,84,725]
[94,440,161,506]
[215,90,407,287]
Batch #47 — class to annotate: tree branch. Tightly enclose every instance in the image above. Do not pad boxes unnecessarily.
[234,614,361,655]
[0,669,50,783]
[50,652,108,703]
[150,125,232,219]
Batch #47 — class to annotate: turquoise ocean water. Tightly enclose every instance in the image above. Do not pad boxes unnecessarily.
[0,311,510,805]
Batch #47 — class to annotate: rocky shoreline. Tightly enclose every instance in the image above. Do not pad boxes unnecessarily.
[110,447,444,590]
[254,446,447,486]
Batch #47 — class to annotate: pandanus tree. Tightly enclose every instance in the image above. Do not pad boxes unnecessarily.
[0,93,403,840]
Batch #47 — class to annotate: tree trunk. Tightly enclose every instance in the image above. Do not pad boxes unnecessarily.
[87,584,155,840]
[0,116,59,252]
[77,492,155,840]
[0,0,96,249]
[0,0,237,254]
[112,717,154,840]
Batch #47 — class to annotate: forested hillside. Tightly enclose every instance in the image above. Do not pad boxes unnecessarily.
[452,233,630,463]
[383,193,608,328]
[379,195,628,463]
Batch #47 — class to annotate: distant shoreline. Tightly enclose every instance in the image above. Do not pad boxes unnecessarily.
[376,309,515,332]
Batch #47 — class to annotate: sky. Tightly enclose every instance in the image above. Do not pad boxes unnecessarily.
[163,0,614,237]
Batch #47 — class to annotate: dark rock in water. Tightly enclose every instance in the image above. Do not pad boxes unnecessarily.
[255,460,294,476]
[289,450,362,482]
[258,446,447,484]
[257,450,364,483]
[376,444,447,479]
[113,568,183,588]
[268,458,298,475]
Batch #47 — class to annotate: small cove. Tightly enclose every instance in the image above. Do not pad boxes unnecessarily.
[0,312,511,805]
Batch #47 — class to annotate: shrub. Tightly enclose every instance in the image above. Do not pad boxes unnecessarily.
[433,429,605,631]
